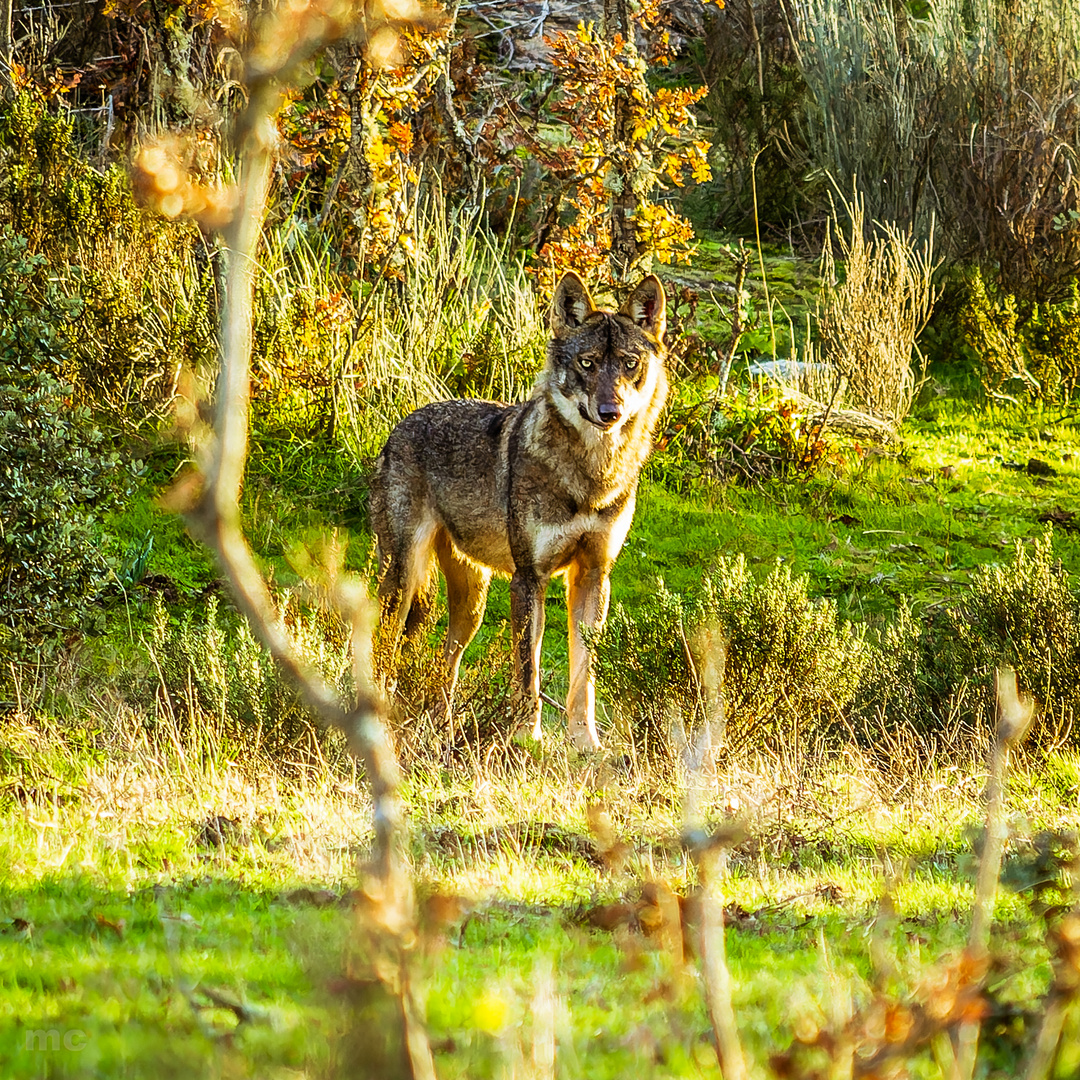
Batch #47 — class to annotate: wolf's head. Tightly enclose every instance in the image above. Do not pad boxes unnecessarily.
[543,272,668,436]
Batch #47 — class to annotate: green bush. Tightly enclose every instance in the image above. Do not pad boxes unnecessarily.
[0,91,141,254]
[0,228,123,636]
[853,597,957,745]
[856,530,1080,749]
[958,271,1080,402]
[147,593,353,768]
[947,531,1080,726]
[591,557,867,763]
[0,90,217,420]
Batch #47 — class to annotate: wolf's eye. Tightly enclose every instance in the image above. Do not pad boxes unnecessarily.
[579,357,594,370]
[624,358,639,373]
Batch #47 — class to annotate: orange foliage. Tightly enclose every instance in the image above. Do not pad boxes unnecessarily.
[536,15,711,284]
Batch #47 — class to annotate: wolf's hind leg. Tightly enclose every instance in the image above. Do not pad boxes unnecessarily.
[374,512,438,686]
[434,529,490,718]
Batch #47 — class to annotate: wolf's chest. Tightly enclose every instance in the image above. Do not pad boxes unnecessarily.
[528,499,636,576]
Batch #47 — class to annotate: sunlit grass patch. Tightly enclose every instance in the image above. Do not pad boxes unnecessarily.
[2,688,1077,1078]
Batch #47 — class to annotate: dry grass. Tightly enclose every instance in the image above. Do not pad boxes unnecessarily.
[782,191,937,429]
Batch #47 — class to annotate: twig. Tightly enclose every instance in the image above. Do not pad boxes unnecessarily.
[682,631,748,1080]
[956,668,1033,1080]
[529,0,550,38]
[689,835,749,1080]
[539,689,564,712]
[170,8,439,1079]
[715,240,751,400]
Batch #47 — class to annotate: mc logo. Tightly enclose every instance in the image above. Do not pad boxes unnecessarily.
[24,1029,89,1052]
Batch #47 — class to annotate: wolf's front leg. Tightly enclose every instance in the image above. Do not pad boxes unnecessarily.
[565,561,610,751]
[510,568,547,739]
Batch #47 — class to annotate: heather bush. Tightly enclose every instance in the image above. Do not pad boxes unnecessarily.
[591,557,867,764]
[958,272,1080,402]
[856,530,1080,750]
[147,592,353,767]
[0,229,123,636]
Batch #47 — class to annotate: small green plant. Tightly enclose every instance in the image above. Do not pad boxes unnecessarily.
[856,529,1080,751]
[0,228,123,638]
[660,383,835,488]
[147,592,352,768]
[959,271,1080,401]
[592,556,866,764]
[948,530,1080,729]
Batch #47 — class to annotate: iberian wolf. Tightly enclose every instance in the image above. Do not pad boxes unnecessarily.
[370,271,668,750]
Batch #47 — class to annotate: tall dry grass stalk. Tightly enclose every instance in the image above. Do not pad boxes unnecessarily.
[783,191,936,431]
[152,2,442,1076]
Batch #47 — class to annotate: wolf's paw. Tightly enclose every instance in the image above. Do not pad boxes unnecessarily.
[567,718,602,753]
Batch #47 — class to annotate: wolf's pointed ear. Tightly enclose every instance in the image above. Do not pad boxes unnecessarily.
[551,272,597,335]
[622,275,667,343]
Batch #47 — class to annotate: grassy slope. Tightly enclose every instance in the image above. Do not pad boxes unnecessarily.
[8,271,1080,1073]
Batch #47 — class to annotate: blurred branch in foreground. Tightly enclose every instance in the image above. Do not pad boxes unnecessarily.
[153,2,442,1076]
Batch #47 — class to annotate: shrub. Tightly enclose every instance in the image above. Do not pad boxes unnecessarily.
[853,597,961,751]
[958,271,1080,402]
[0,91,216,420]
[931,1,1080,305]
[0,91,142,255]
[591,557,867,764]
[790,0,942,240]
[791,0,1080,305]
[147,592,353,768]
[694,0,811,232]
[855,529,1080,751]
[947,531,1080,728]
[0,228,123,637]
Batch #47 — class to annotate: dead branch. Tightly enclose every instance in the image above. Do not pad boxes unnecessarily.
[779,387,898,443]
[956,667,1033,1080]
[168,4,439,1078]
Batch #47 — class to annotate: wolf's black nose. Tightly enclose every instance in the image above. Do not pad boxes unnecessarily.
[598,403,621,424]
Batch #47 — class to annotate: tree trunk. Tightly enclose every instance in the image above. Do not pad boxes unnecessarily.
[603,0,641,282]
[344,51,378,239]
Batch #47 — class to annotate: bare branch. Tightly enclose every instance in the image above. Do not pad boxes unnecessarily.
[166,5,440,1077]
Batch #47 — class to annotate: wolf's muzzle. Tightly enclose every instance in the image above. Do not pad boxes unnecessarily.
[578,403,619,429]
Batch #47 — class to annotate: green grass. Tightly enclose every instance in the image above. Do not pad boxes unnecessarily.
[2,722,1076,1078]
[9,255,1080,1075]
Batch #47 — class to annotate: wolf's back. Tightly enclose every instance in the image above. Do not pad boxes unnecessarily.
[372,398,521,573]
